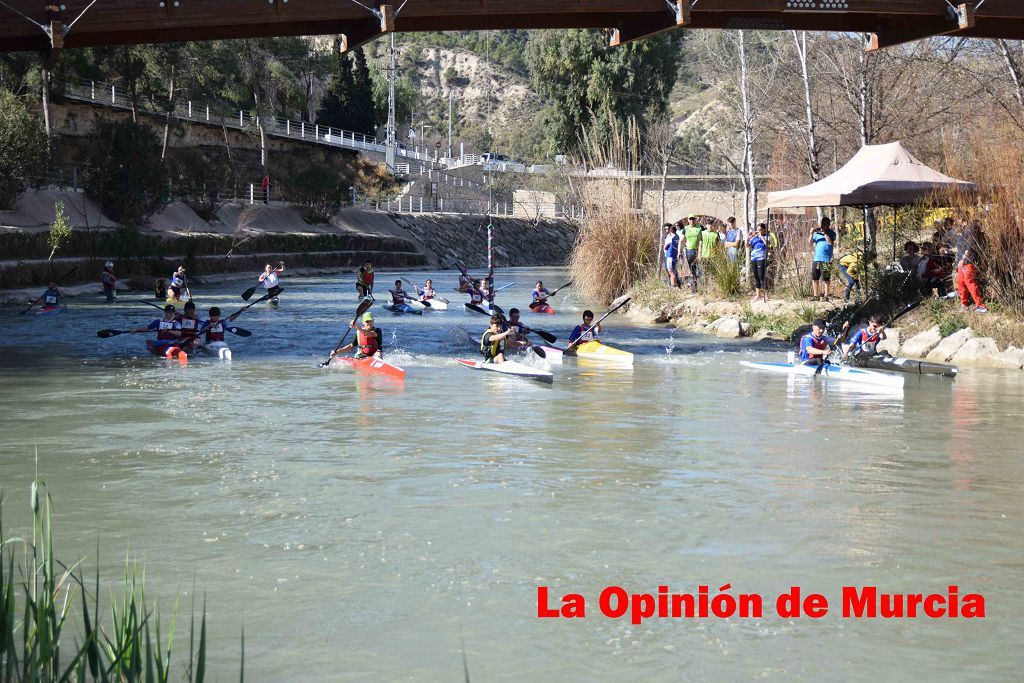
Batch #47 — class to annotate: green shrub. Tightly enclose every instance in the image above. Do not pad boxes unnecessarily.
[171,148,238,220]
[82,120,168,226]
[283,165,347,224]
[708,252,741,298]
[47,201,72,262]
[0,89,47,209]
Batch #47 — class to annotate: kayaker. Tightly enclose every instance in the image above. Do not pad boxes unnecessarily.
[420,279,436,301]
[356,261,374,300]
[101,261,117,303]
[390,280,411,305]
[132,304,182,353]
[167,266,187,300]
[259,262,284,290]
[467,280,486,306]
[506,308,533,352]
[532,281,551,307]
[39,282,62,309]
[333,312,383,360]
[178,300,202,352]
[843,316,887,360]
[202,306,240,347]
[480,277,494,305]
[568,310,601,347]
[481,314,514,364]
[799,318,840,367]
[458,272,474,292]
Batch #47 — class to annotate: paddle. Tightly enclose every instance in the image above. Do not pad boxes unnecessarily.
[402,277,449,304]
[529,281,572,310]
[318,297,374,367]
[20,266,79,314]
[97,329,136,338]
[390,289,431,308]
[564,297,631,354]
[845,300,921,360]
[488,309,546,360]
[241,281,260,301]
[465,303,491,316]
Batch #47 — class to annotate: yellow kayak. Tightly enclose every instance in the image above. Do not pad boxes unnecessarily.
[573,340,634,365]
[165,298,190,309]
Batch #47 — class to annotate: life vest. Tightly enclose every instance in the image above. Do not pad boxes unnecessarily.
[422,286,435,300]
[391,289,407,304]
[480,330,505,358]
[102,271,116,287]
[358,268,374,287]
[43,290,59,305]
[156,319,178,340]
[799,333,830,361]
[357,327,380,357]
[262,271,280,289]
[179,315,200,339]
[532,288,549,301]
[205,320,226,342]
[470,290,484,305]
[170,274,184,289]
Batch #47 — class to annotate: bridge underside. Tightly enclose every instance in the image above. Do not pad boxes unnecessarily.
[1,1,1022,56]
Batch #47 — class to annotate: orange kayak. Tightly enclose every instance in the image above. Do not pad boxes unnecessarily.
[330,355,406,379]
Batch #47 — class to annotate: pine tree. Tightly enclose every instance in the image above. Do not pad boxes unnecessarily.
[320,43,353,129]
[350,47,377,136]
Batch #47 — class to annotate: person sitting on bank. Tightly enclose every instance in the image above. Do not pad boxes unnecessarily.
[481,315,514,364]
[899,241,920,274]
[917,242,949,298]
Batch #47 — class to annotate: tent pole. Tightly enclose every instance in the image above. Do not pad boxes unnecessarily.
[862,205,869,295]
[891,206,897,263]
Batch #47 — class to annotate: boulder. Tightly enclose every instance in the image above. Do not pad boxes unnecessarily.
[927,327,975,361]
[876,328,901,355]
[687,319,710,332]
[951,337,1001,366]
[901,326,943,357]
[994,346,1024,370]
[738,321,752,337]
[714,318,743,339]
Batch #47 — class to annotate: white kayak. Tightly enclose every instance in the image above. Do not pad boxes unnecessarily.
[740,360,904,388]
[537,346,564,364]
[456,358,554,383]
[403,299,427,311]
[200,341,233,360]
[421,298,448,311]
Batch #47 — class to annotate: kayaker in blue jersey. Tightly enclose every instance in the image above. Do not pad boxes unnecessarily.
[568,310,601,348]
[481,315,514,364]
[167,266,187,300]
[178,301,203,353]
[799,318,845,367]
[467,280,486,306]
[201,306,240,346]
[419,279,436,301]
[39,282,62,309]
[333,312,383,360]
[532,281,551,306]
[132,304,182,353]
[843,315,887,360]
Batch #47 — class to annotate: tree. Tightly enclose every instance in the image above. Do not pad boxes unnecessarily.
[0,89,47,209]
[170,148,237,220]
[350,48,377,135]
[283,166,347,223]
[48,201,71,262]
[525,29,681,156]
[83,120,168,226]
[320,44,354,129]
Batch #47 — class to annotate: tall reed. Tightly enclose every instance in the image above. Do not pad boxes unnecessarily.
[567,118,657,304]
[0,482,240,682]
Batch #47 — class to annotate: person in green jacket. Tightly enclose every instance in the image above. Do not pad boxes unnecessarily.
[681,214,704,291]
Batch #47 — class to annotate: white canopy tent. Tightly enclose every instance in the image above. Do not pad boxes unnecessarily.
[764,142,974,209]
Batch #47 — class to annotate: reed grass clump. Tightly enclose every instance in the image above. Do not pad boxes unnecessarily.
[0,482,241,682]
[567,118,656,304]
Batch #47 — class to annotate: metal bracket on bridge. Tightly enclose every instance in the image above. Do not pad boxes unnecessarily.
[869,2,975,52]
[609,1,690,48]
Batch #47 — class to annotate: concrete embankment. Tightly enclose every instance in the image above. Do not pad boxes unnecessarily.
[1,188,574,299]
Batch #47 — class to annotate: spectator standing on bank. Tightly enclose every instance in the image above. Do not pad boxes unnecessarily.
[663,224,680,288]
[748,223,770,303]
[724,217,743,263]
[682,214,704,291]
[955,222,988,313]
[809,216,837,301]
[261,174,271,205]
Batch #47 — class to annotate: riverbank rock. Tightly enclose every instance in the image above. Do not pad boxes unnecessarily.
[876,328,901,355]
[900,326,943,357]
[708,317,742,338]
[994,346,1024,370]
[951,337,1001,366]
[927,327,975,361]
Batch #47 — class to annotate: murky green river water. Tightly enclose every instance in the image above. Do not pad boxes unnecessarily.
[1,267,1022,680]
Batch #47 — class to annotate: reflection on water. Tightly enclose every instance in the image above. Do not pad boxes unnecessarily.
[1,267,1023,680]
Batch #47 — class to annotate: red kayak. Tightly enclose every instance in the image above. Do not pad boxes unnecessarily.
[531,303,555,314]
[146,340,188,364]
[330,355,406,379]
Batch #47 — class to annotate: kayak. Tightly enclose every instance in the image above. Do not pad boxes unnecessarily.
[465,303,490,314]
[36,305,66,316]
[404,299,428,311]
[456,358,554,383]
[851,352,957,378]
[165,297,190,309]
[383,302,423,315]
[422,298,448,311]
[330,355,406,379]
[269,297,280,308]
[146,340,188,364]
[571,340,634,366]
[200,341,233,360]
[531,303,556,315]
[537,346,564,364]
[740,360,904,388]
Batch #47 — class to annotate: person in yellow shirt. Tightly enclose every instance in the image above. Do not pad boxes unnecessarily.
[838,252,863,303]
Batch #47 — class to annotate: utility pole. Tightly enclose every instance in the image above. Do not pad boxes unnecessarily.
[447,90,453,162]
[385,32,397,172]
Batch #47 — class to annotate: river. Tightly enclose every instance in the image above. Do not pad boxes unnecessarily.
[1,266,1022,680]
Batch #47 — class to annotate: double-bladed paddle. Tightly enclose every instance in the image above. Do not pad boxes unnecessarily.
[844,300,922,360]
[319,297,374,367]
[529,281,572,310]
[487,308,546,359]
[20,266,79,315]
[564,297,631,354]
[390,289,431,308]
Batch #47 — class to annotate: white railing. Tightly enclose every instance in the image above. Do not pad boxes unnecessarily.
[355,195,514,217]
